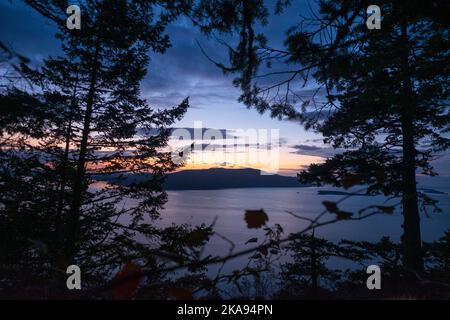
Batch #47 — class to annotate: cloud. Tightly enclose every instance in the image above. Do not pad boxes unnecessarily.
[195,141,281,151]
[0,1,312,113]
[304,138,324,143]
[170,127,237,139]
[0,2,60,63]
[290,144,337,158]
[140,21,240,108]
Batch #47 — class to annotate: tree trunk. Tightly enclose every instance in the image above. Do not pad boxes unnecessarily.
[53,98,73,269]
[55,91,77,249]
[399,17,424,275]
[401,113,423,274]
[66,38,101,263]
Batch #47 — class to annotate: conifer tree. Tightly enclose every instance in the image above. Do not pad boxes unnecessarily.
[190,0,449,275]
[0,0,197,291]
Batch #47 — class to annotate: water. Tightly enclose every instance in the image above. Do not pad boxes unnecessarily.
[109,185,450,296]
[155,187,450,277]
[159,187,450,241]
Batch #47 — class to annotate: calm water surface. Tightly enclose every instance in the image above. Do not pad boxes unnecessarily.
[152,187,450,276]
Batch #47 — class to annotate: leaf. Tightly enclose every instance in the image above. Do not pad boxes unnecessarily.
[375,205,395,214]
[322,201,339,213]
[112,262,141,300]
[336,211,353,220]
[323,201,352,220]
[166,285,194,300]
[245,237,258,244]
[244,209,269,229]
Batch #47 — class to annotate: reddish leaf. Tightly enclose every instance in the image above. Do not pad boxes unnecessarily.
[112,262,141,300]
[244,210,269,229]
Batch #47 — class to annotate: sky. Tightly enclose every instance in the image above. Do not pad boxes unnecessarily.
[1,0,449,177]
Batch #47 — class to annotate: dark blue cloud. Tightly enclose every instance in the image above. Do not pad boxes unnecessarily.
[0,1,311,110]
[0,1,61,63]
[290,144,337,157]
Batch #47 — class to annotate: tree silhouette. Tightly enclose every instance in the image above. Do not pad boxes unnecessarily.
[280,232,345,297]
[278,230,366,298]
[191,0,449,276]
[424,230,450,283]
[0,0,199,293]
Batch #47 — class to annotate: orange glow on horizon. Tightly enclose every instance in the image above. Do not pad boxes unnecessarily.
[177,150,324,176]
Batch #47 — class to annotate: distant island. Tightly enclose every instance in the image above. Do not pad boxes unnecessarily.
[317,190,370,196]
[94,168,308,190]
[94,169,449,194]
[318,188,447,196]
